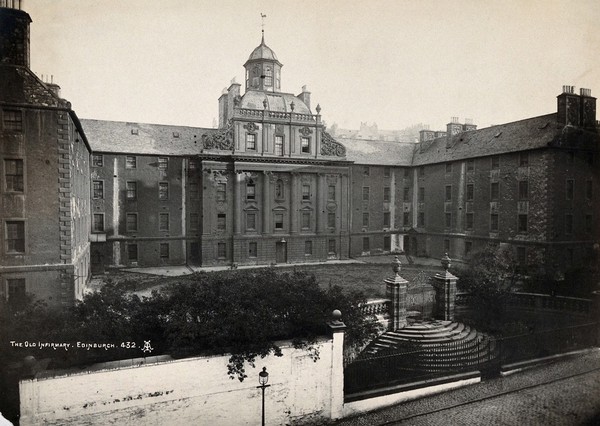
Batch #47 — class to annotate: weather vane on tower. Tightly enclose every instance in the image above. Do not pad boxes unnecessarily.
[261,13,267,41]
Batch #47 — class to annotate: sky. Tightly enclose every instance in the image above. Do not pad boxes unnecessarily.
[22,0,600,132]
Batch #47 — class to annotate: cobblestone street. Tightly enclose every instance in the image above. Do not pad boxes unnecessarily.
[335,349,600,426]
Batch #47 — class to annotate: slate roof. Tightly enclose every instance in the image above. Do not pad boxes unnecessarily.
[411,113,593,166]
[241,90,311,114]
[81,119,216,156]
[341,138,417,166]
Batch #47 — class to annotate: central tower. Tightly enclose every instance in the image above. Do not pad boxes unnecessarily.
[243,33,282,92]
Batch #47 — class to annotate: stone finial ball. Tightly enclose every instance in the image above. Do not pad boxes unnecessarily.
[441,253,451,271]
[332,309,342,321]
[392,256,401,274]
[23,355,36,369]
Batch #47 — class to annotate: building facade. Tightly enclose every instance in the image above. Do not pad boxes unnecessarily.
[0,4,91,307]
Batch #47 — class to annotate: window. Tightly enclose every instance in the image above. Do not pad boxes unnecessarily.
[419,166,425,177]
[404,168,410,178]
[92,154,103,167]
[490,213,499,231]
[304,241,313,255]
[158,157,168,170]
[516,246,527,268]
[466,159,474,171]
[328,212,336,228]
[126,156,137,169]
[5,159,23,192]
[465,241,473,256]
[403,212,410,226]
[160,243,169,259]
[328,239,336,255]
[7,278,25,301]
[216,183,226,202]
[159,213,169,231]
[585,214,592,233]
[217,242,226,258]
[92,214,104,233]
[246,213,256,230]
[466,184,474,201]
[384,167,391,178]
[444,239,450,253]
[518,214,528,233]
[126,213,138,232]
[362,213,369,228]
[565,214,573,234]
[264,66,272,86]
[159,182,169,200]
[126,181,137,200]
[566,179,574,200]
[383,187,391,202]
[445,185,452,201]
[274,213,284,230]
[466,213,474,230]
[189,182,199,200]
[418,212,425,227]
[92,180,104,199]
[246,181,256,200]
[328,185,336,201]
[446,163,452,173]
[275,179,284,199]
[275,135,284,156]
[362,187,370,201]
[301,212,310,230]
[3,109,22,131]
[490,182,499,200]
[419,187,425,202]
[491,155,500,170]
[384,235,391,251]
[128,244,138,262]
[302,184,310,201]
[189,159,197,170]
[301,137,310,153]
[5,221,25,252]
[586,180,593,200]
[445,213,452,228]
[362,237,370,252]
[249,242,257,258]
[190,213,199,231]
[363,166,370,176]
[519,181,529,200]
[217,213,226,230]
[383,212,391,227]
[246,133,256,150]
[519,152,529,167]
[403,187,409,202]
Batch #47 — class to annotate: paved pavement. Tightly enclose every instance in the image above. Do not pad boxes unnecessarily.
[334,349,600,426]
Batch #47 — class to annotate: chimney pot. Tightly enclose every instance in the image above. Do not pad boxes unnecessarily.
[580,88,592,97]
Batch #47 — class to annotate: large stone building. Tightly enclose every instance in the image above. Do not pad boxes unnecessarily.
[1,2,598,306]
[0,3,91,307]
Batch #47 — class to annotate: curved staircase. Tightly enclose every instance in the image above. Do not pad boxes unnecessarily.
[362,320,497,372]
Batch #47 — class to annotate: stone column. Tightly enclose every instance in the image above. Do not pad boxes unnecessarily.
[262,171,271,234]
[290,172,299,234]
[432,253,458,321]
[327,310,346,420]
[317,173,325,233]
[385,256,408,330]
[233,172,241,235]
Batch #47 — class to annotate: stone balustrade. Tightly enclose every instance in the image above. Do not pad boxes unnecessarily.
[234,108,317,123]
[360,298,390,316]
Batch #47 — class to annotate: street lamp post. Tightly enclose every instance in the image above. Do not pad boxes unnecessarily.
[257,367,271,426]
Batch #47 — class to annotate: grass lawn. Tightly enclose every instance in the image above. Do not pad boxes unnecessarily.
[97,262,439,300]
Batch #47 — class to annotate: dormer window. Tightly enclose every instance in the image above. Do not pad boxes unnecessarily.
[275,136,284,156]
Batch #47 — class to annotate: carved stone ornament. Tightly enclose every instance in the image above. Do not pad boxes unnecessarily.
[202,120,234,150]
[326,174,339,185]
[320,131,346,157]
[299,126,313,137]
[275,124,285,135]
[243,122,259,133]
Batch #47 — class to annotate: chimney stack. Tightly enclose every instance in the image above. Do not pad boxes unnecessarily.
[557,85,581,126]
[579,88,596,129]
[0,5,32,68]
[296,85,311,110]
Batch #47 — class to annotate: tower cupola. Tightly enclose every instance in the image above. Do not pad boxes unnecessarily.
[244,32,283,93]
[0,0,31,68]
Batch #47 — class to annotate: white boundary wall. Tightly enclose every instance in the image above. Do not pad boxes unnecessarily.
[19,337,335,426]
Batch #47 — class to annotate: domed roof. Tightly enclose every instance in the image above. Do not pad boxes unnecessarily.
[240,90,311,114]
[245,35,281,64]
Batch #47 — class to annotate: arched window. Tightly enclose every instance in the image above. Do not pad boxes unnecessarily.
[264,66,273,86]
[252,66,260,88]
[275,179,284,200]
[275,69,281,89]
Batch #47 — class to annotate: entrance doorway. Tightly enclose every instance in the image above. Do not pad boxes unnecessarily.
[275,241,287,263]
